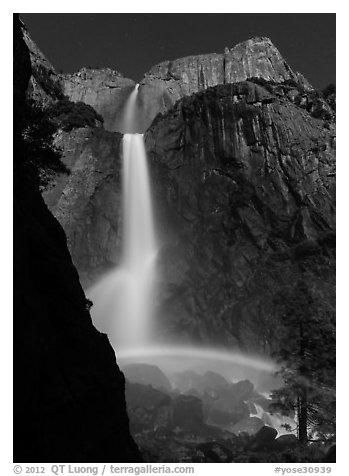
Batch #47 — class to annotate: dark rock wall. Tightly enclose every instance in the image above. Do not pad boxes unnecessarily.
[14,14,141,462]
[144,82,335,350]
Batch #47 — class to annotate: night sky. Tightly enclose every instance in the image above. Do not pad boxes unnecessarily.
[20,13,335,89]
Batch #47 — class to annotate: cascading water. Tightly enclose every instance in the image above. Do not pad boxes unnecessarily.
[253,404,297,436]
[120,133,158,344]
[88,84,158,350]
[88,84,276,381]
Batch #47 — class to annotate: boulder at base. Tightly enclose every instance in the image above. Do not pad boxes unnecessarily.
[249,425,278,450]
[171,395,204,431]
[274,434,299,450]
[207,397,250,425]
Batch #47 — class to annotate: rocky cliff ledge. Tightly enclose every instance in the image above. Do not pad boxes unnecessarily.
[14,15,141,462]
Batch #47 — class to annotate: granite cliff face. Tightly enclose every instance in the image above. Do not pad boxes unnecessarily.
[22,24,63,105]
[23,24,335,352]
[44,127,124,285]
[136,37,313,131]
[62,68,135,132]
[14,15,141,462]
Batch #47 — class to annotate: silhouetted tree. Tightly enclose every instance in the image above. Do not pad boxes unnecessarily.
[21,96,103,190]
[270,274,335,444]
[21,99,69,190]
[46,98,104,132]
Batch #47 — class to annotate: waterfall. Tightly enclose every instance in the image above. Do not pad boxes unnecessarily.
[87,85,278,383]
[123,83,139,133]
[88,84,158,351]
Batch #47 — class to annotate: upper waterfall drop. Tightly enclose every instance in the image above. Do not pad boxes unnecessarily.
[123,83,140,133]
[87,84,159,351]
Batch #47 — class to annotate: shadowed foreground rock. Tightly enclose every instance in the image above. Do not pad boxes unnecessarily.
[14,14,141,463]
